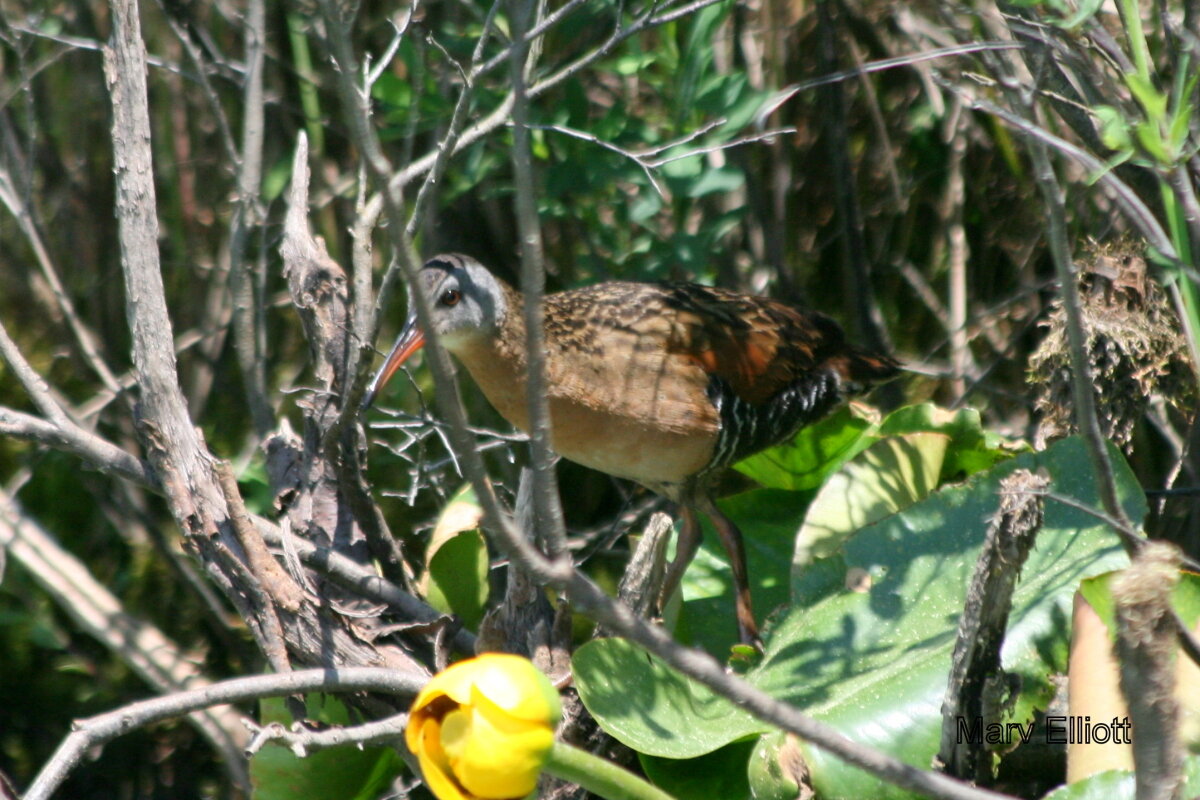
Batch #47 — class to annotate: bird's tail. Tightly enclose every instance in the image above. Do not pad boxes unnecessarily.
[827,349,903,395]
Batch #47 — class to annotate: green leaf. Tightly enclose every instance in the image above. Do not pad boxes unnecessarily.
[1042,758,1200,799]
[675,1,732,121]
[747,732,802,800]
[615,51,657,76]
[370,71,412,108]
[792,432,948,572]
[1127,72,1168,120]
[1042,770,1136,800]
[1134,119,1172,163]
[660,154,703,180]
[580,438,1142,799]
[1168,101,1194,156]
[426,530,488,629]
[689,404,1019,649]
[877,403,1016,479]
[1055,0,1104,29]
[683,166,745,198]
[737,403,1011,495]
[250,696,405,800]
[237,459,275,517]
[640,740,755,800]
[769,437,1140,798]
[630,189,664,224]
[1095,105,1133,152]
[734,405,875,491]
[263,155,297,204]
[693,72,767,133]
[573,637,768,758]
[421,485,489,629]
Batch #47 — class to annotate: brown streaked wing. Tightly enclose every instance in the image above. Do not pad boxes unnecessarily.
[655,283,843,405]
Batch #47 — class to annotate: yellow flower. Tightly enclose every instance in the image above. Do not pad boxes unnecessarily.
[407,653,562,800]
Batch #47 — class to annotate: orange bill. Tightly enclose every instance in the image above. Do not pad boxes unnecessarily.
[361,313,426,409]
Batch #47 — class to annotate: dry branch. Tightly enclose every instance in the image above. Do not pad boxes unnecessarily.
[1113,542,1185,800]
[938,470,1047,782]
[21,667,425,800]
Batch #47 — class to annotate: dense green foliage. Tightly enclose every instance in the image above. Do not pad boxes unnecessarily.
[3,0,1200,798]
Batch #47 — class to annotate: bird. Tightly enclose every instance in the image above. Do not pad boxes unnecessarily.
[363,253,900,647]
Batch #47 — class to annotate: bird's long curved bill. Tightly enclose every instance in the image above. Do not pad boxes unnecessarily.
[361,314,425,409]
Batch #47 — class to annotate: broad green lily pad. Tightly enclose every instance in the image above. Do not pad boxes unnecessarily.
[1042,759,1200,799]
[734,406,875,492]
[577,437,1142,799]
[767,437,1139,798]
[639,740,756,800]
[876,403,1015,480]
[572,636,766,758]
[793,432,948,570]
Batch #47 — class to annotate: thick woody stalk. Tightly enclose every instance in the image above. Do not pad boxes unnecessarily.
[1112,542,1184,800]
[938,470,1046,781]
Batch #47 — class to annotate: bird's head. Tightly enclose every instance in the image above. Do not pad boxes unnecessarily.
[362,254,508,408]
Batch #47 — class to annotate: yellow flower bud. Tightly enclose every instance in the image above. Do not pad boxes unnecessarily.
[407,654,562,800]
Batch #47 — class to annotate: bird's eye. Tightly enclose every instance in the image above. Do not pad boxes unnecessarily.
[440,289,462,307]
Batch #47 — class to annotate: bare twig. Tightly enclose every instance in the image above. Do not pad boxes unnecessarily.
[0,316,72,428]
[365,7,419,89]
[281,135,408,584]
[153,0,240,169]
[934,77,1177,264]
[314,0,515,560]
[818,0,890,354]
[217,462,305,613]
[941,101,971,400]
[107,0,427,693]
[531,121,794,200]
[105,0,205,455]
[227,0,274,437]
[7,23,190,76]
[754,41,1023,126]
[0,169,122,398]
[488,525,1014,800]
[361,0,731,228]
[1023,102,1138,541]
[593,511,673,637]
[0,405,154,487]
[1039,491,1161,564]
[366,0,505,334]
[326,4,1014,796]
[509,0,569,564]
[403,0,502,240]
[22,667,425,800]
[243,712,408,757]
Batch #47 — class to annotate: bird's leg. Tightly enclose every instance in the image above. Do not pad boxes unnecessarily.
[695,495,760,648]
[657,505,703,619]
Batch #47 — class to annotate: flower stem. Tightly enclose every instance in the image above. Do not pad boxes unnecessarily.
[543,741,677,800]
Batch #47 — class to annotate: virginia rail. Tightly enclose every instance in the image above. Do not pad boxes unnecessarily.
[364,253,899,646]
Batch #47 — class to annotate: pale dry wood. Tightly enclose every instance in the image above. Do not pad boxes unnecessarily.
[1113,543,1186,800]
[104,0,429,685]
